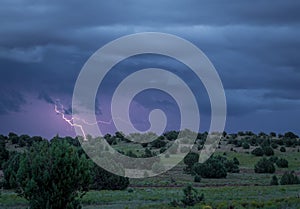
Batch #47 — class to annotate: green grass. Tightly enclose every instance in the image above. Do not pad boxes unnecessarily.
[2,185,300,209]
[1,142,299,209]
[217,151,258,168]
[217,149,300,171]
[82,185,300,209]
[0,191,28,208]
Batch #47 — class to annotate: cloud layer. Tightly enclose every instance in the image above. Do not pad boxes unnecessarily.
[0,0,299,137]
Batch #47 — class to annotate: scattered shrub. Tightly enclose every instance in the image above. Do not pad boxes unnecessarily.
[142,148,154,158]
[127,188,134,193]
[126,150,138,158]
[242,142,250,149]
[276,158,289,168]
[193,156,227,178]
[159,147,167,153]
[183,152,199,172]
[233,157,240,165]
[280,147,286,152]
[271,143,278,149]
[150,139,167,148]
[280,171,300,185]
[254,158,275,173]
[90,163,129,190]
[141,143,148,148]
[251,147,264,156]
[284,132,298,139]
[181,185,204,206]
[269,156,278,163]
[263,146,274,156]
[225,160,240,173]
[194,174,201,183]
[235,140,242,147]
[270,175,279,185]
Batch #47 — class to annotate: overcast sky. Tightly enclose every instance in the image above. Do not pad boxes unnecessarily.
[0,0,299,139]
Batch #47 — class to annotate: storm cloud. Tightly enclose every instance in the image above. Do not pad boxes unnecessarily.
[0,0,299,137]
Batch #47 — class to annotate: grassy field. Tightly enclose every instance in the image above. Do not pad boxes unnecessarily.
[1,138,299,209]
[1,185,300,209]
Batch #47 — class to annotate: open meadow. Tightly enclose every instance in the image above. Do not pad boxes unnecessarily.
[1,132,300,209]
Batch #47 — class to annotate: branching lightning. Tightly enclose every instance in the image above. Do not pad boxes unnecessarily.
[54,101,89,141]
[54,100,131,141]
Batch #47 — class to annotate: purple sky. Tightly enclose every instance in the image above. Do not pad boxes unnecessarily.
[0,0,300,139]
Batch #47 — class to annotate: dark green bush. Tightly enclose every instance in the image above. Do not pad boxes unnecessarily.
[284,132,298,139]
[142,148,154,158]
[164,131,179,141]
[263,146,274,156]
[126,150,138,158]
[251,147,264,156]
[90,163,129,190]
[271,143,278,149]
[254,158,275,173]
[9,132,19,145]
[194,174,201,183]
[192,156,227,178]
[269,156,278,163]
[242,142,250,149]
[141,143,148,148]
[270,175,279,185]
[277,139,284,145]
[280,147,286,152]
[237,141,243,147]
[280,171,300,185]
[233,157,240,165]
[127,188,134,193]
[183,152,199,172]
[150,138,167,148]
[181,185,204,206]
[159,147,167,153]
[261,139,271,147]
[276,158,289,168]
[224,160,240,173]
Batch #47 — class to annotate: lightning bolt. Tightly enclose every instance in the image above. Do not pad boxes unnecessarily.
[54,100,132,141]
[54,100,89,141]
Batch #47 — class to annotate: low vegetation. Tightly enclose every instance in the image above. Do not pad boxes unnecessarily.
[254,158,276,174]
[0,131,299,209]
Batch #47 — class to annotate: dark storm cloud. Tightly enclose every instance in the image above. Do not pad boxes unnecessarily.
[38,92,55,104]
[37,92,73,115]
[0,44,85,99]
[0,89,26,114]
[1,0,300,48]
[63,107,72,115]
[0,0,299,136]
[264,90,300,100]
[226,89,300,116]
[0,46,44,63]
